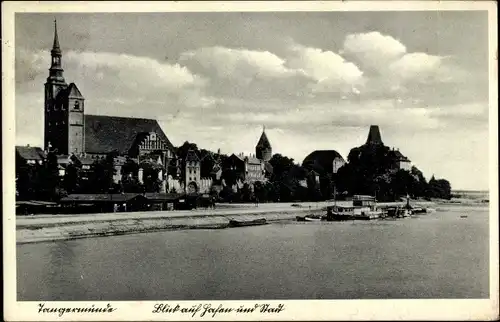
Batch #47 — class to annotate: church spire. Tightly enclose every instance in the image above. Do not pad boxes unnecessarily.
[47,19,65,83]
[52,19,61,54]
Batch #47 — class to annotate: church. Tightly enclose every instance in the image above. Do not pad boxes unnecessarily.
[40,20,197,192]
[44,21,176,164]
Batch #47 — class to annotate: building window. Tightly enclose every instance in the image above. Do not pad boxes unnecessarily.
[74,101,80,110]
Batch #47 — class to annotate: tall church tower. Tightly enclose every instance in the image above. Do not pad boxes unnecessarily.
[255,126,272,162]
[44,20,85,155]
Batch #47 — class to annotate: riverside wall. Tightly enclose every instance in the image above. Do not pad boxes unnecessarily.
[16,208,326,245]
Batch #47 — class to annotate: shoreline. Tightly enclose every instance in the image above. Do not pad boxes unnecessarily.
[16,200,447,245]
[16,208,326,245]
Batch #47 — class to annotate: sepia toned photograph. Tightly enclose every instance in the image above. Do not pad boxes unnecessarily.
[3,1,498,321]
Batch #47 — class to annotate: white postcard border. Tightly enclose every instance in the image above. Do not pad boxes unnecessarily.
[2,1,498,321]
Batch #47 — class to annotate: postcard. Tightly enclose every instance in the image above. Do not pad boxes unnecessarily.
[3,1,498,321]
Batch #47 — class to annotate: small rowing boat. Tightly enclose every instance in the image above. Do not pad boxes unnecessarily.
[228,218,267,227]
[296,214,323,222]
[304,216,322,222]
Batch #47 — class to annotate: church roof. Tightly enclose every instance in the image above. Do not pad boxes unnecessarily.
[55,83,84,101]
[256,130,272,149]
[84,115,175,154]
[66,83,84,99]
[302,150,345,174]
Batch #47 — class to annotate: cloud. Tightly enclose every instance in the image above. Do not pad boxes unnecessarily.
[389,52,453,84]
[66,51,207,92]
[179,46,296,82]
[342,31,407,72]
[285,43,364,93]
[340,31,476,105]
[179,43,364,101]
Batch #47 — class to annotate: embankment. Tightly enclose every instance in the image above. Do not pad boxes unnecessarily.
[16,207,325,245]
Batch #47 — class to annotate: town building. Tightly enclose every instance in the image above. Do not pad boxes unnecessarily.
[15,146,46,165]
[365,125,384,146]
[225,153,267,184]
[390,149,412,171]
[302,150,346,176]
[363,125,412,171]
[223,128,274,184]
[255,127,272,162]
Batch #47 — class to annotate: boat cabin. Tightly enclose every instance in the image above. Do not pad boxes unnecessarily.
[352,195,376,207]
[327,205,355,214]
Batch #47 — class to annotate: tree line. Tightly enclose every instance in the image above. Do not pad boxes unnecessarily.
[16,141,451,202]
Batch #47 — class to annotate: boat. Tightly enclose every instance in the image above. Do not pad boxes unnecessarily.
[355,210,384,220]
[228,218,267,227]
[399,208,412,218]
[296,214,324,222]
[386,206,411,218]
[411,207,427,214]
[304,216,322,222]
[325,205,355,221]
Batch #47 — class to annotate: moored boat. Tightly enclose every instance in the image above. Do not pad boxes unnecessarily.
[304,216,322,222]
[228,218,267,227]
[296,214,324,222]
[411,207,427,214]
[325,205,355,221]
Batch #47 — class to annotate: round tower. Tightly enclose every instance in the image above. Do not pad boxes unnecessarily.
[255,126,272,162]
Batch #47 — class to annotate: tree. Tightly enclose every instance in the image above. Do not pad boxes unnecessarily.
[64,163,81,194]
[141,163,162,193]
[90,151,118,193]
[428,176,452,199]
[240,183,254,202]
[121,175,143,193]
[16,154,38,200]
[36,151,62,201]
[269,154,295,182]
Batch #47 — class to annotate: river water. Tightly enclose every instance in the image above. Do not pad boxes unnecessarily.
[17,204,489,300]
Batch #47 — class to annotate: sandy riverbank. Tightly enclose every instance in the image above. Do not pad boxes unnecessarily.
[16,200,439,244]
[16,207,326,244]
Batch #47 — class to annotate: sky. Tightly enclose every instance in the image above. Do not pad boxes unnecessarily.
[14,11,491,190]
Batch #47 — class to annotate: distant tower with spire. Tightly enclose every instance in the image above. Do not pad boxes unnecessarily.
[365,125,384,146]
[255,125,272,162]
[44,19,85,155]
